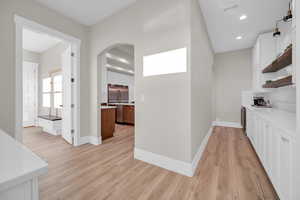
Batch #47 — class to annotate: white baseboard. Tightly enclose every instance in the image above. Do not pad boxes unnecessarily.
[77,136,100,146]
[134,128,213,177]
[191,127,213,174]
[134,148,194,177]
[213,121,242,128]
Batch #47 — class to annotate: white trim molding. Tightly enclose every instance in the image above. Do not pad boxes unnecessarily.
[213,121,242,128]
[14,15,81,46]
[134,127,213,177]
[191,127,213,174]
[77,136,100,146]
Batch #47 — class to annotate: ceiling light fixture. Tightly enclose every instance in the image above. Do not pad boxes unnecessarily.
[273,20,282,38]
[236,36,242,40]
[273,1,293,38]
[240,14,247,20]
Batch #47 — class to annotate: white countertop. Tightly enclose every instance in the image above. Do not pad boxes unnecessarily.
[246,106,296,137]
[101,106,117,109]
[108,103,135,106]
[0,130,48,192]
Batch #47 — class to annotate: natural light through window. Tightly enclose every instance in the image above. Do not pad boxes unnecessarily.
[43,94,51,108]
[42,78,51,107]
[42,74,63,109]
[53,75,63,108]
[143,47,187,77]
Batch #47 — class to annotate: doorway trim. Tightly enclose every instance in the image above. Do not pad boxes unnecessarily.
[97,43,135,143]
[14,15,81,146]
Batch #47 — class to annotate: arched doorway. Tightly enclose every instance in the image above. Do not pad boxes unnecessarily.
[97,44,135,144]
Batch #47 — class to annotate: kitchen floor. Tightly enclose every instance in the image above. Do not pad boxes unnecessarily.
[22,126,278,200]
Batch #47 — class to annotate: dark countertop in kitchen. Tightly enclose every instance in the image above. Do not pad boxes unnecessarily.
[38,115,62,121]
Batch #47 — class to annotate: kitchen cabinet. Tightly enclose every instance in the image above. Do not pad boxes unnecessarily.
[246,107,296,199]
[38,116,62,136]
[123,105,135,124]
[101,107,116,140]
[115,105,135,125]
[0,130,48,200]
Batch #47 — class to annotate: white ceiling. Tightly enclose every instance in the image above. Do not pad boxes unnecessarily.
[23,29,62,53]
[33,0,291,53]
[34,0,138,26]
[198,0,290,53]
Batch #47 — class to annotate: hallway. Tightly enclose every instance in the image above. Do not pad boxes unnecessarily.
[23,126,278,200]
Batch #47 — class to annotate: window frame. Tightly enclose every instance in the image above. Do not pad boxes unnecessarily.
[42,71,63,110]
[42,77,52,108]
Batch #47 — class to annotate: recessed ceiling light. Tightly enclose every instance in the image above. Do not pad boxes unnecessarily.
[236,36,243,40]
[240,14,247,20]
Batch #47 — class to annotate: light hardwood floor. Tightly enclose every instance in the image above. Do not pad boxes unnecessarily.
[23,126,279,200]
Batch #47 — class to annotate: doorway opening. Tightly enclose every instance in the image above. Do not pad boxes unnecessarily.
[15,16,81,146]
[98,44,135,144]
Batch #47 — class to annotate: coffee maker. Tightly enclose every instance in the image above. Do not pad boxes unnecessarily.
[253,97,267,107]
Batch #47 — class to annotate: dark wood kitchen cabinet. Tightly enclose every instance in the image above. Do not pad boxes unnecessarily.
[101,108,116,140]
[123,105,134,125]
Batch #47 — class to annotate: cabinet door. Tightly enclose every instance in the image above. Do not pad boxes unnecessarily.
[246,110,253,141]
[279,133,292,200]
[265,123,272,175]
[123,106,134,124]
[271,128,281,192]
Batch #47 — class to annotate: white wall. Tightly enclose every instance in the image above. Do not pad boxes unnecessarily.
[214,48,253,123]
[90,0,192,163]
[0,0,90,137]
[90,0,215,164]
[106,71,135,103]
[190,0,214,160]
[40,42,68,77]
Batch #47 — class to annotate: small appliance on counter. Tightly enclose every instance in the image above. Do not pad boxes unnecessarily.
[252,97,272,108]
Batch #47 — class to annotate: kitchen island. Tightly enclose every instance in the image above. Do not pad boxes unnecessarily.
[101,106,117,140]
[0,130,48,200]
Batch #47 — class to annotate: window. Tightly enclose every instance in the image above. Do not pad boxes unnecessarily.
[143,47,187,77]
[42,74,63,109]
[53,75,63,108]
[42,78,51,107]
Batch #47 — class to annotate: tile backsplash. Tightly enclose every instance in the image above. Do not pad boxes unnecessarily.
[265,87,296,113]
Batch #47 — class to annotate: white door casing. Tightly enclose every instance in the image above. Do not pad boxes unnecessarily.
[62,46,73,144]
[23,62,38,127]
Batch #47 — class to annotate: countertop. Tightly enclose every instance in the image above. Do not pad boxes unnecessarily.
[38,115,62,121]
[0,130,48,192]
[246,106,296,136]
[101,106,117,109]
[108,103,135,106]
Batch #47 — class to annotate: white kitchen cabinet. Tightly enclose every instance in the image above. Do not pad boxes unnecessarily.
[0,130,48,200]
[246,107,296,199]
[38,117,62,136]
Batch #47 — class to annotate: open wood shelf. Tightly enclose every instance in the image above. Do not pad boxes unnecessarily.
[262,46,292,73]
[263,75,293,88]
